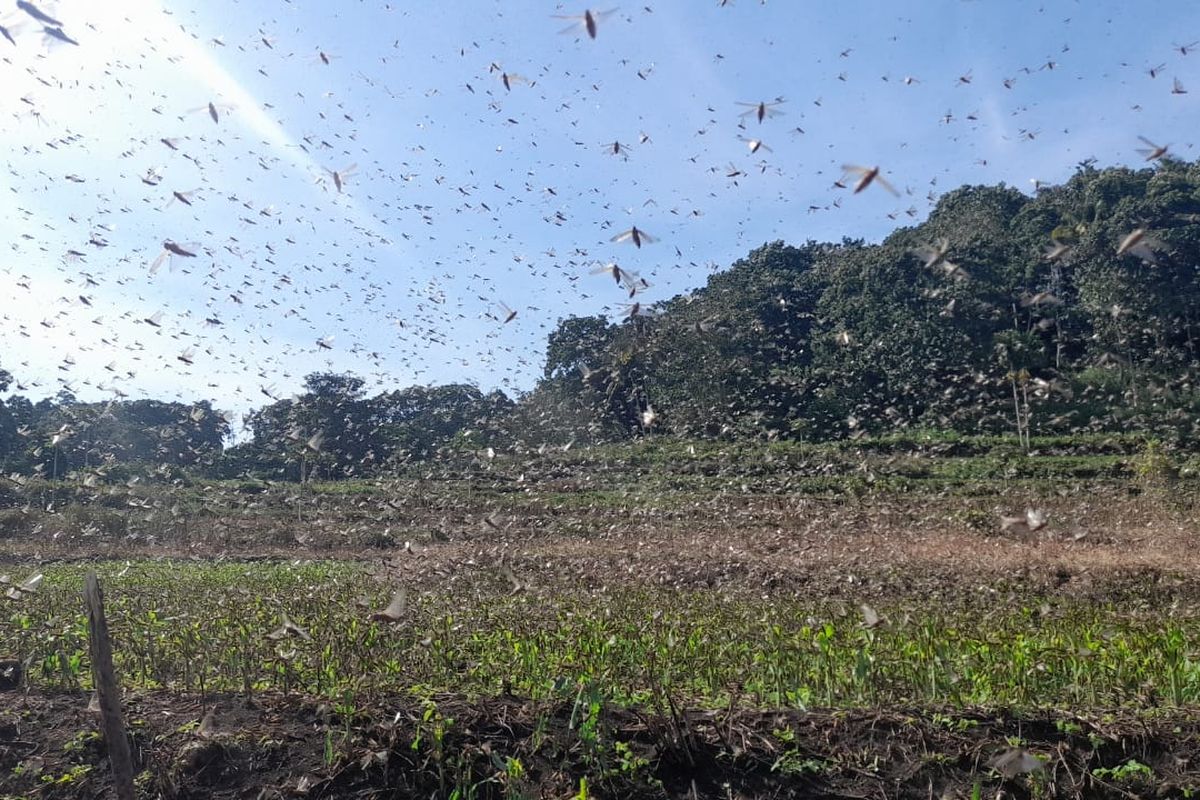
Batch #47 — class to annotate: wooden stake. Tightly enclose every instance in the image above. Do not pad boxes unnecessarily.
[84,571,136,800]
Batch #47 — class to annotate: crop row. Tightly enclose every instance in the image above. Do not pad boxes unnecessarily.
[4,561,1199,711]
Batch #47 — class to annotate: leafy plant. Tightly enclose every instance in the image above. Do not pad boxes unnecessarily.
[1092,759,1154,783]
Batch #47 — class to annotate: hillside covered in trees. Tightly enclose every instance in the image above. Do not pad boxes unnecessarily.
[2,161,1198,481]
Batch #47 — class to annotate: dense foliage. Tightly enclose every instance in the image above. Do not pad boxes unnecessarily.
[523,161,1200,445]
[1,162,1197,480]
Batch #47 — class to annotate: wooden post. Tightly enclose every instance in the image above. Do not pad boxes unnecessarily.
[84,571,136,800]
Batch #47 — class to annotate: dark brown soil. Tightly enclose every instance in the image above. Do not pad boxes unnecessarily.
[2,689,1198,799]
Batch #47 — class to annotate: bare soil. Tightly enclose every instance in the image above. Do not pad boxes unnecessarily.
[4,689,1200,799]
[2,489,1198,606]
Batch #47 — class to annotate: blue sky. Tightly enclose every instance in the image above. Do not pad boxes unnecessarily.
[0,0,1196,430]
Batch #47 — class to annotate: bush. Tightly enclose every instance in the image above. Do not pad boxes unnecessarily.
[1132,439,1178,489]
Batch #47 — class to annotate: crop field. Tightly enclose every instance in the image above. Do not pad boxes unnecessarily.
[3,437,1200,798]
[5,0,1200,796]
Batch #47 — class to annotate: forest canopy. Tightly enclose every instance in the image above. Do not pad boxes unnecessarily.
[3,161,1198,481]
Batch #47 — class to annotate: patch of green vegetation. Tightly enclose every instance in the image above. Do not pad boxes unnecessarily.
[1092,759,1154,783]
[38,763,93,787]
[61,729,101,756]
[7,561,1200,713]
[932,713,979,732]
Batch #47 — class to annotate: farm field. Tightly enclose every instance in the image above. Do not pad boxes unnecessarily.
[3,438,1200,798]
[4,0,1199,796]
